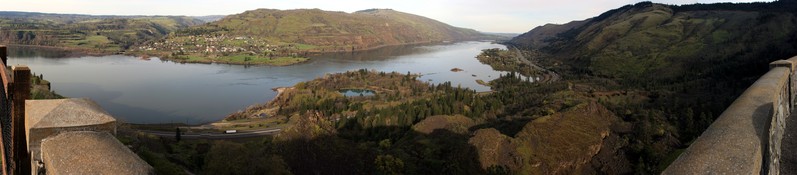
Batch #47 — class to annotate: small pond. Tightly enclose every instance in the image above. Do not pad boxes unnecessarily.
[339,89,376,97]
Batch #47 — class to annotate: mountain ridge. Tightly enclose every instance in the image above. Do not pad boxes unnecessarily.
[504,0,797,173]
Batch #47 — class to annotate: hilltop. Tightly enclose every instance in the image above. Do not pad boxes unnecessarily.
[135,8,499,65]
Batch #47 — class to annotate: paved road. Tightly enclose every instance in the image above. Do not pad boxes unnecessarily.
[136,128,282,139]
[508,46,560,82]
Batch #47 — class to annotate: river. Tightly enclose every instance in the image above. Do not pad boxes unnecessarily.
[8,41,514,124]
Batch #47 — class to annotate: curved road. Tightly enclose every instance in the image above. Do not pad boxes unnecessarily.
[508,46,560,82]
[136,128,282,139]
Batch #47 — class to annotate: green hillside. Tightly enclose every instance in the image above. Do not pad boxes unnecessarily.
[509,1,797,81]
[191,8,489,51]
[0,11,205,53]
[505,0,797,173]
[134,8,497,65]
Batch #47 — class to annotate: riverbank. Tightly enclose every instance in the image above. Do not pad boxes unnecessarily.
[476,46,559,83]
[7,44,117,57]
[127,40,470,66]
[10,41,506,124]
[127,50,311,66]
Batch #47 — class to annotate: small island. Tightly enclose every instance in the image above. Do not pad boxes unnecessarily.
[451,67,464,72]
[475,79,489,86]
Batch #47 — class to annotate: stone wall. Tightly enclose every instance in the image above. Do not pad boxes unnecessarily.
[23,98,152,174]
[41,131,154,175]
[0,47,152,174]
[664,57,797,174]
[0,46,9,175]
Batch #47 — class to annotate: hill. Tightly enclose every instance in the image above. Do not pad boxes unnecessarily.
[504,0,797,173]
[134,8,499,65]
[508,1,797,81]
[202,8,492,52]
[0,11,205,53]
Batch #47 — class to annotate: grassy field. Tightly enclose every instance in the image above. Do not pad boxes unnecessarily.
[61,34,122,52]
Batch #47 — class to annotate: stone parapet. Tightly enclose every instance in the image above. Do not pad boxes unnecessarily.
[664,59,795,174]
[25,98,117,163]
[24,98,141,174]
[40,131,154,175]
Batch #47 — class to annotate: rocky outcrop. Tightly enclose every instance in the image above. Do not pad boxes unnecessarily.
[468,128,522,170]
[468,102,621,174]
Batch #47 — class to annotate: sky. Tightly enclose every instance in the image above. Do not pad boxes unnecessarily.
[2,0,774,33]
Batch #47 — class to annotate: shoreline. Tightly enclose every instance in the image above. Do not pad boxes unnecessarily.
[126,86,294,133]
[7,44,118,57]
[10,39,491,66]
[19,40,498,128]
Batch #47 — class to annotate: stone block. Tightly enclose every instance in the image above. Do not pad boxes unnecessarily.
[25,98,117,163]
[40,131,153,175]
[770,60,794,71]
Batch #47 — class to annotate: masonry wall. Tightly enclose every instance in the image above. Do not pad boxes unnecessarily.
[664,57,797,174]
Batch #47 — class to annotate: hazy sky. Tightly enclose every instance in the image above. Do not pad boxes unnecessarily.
[3,0,773,33]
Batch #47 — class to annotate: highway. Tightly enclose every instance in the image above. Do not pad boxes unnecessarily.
[136,128,282,139]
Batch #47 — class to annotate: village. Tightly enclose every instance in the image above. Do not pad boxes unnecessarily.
[136,34,314,59]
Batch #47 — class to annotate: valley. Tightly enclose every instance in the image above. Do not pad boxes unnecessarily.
[4,0,797,174]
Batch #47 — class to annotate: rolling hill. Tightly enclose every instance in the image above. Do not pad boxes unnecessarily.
[136,8,499,65]
[215,8,491,50]
[157,8,495,53]
[0,11,205,53]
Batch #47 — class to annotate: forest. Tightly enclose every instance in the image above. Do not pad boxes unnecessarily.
[124,69,609,174]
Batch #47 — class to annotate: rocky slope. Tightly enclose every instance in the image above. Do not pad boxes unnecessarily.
[468,102,627,175]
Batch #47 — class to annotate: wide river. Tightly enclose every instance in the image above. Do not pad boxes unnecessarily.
[8,41,513,124]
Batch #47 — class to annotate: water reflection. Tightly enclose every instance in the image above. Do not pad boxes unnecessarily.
[8,41,512,124]
[339,89,376,97]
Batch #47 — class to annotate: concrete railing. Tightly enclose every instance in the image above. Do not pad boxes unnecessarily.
[664,56,797,174]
